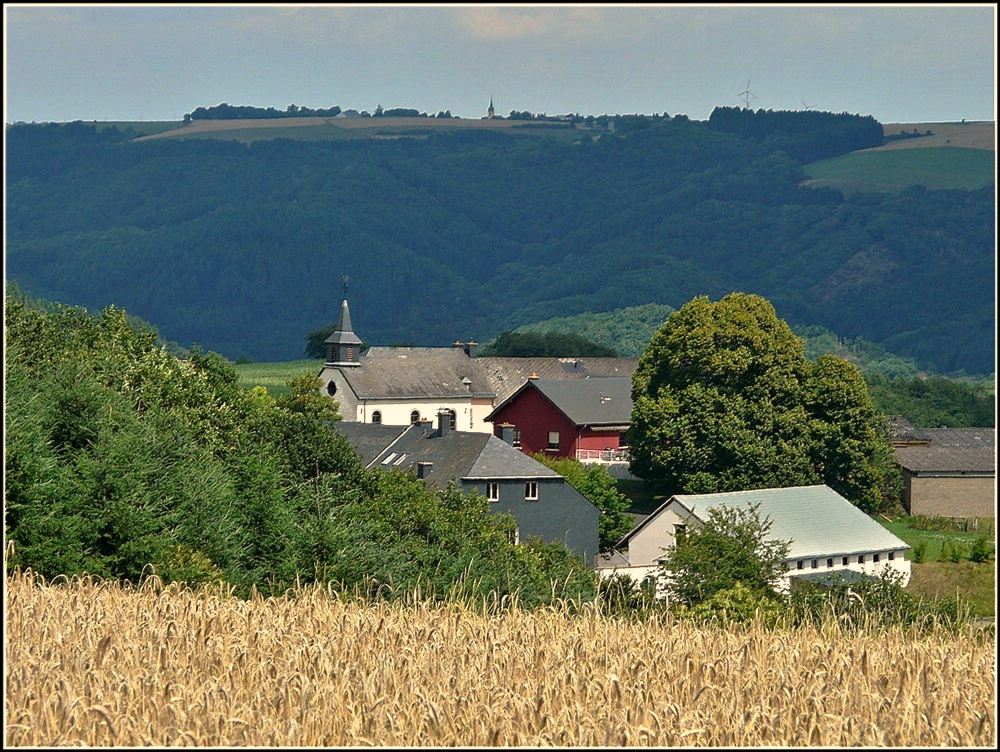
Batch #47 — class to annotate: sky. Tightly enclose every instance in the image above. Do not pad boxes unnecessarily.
[3,4,996,126]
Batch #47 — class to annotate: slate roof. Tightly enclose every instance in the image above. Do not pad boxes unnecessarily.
[338,347,495,400]
[887,415,930,445]
[893,427,995,474]
[621,485,909,561]
[333,422,409,466]
[477,356,640,404]
[486,377,634,428]
[333,422,560,490]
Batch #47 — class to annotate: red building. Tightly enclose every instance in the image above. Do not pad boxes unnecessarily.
[485,377,633,463]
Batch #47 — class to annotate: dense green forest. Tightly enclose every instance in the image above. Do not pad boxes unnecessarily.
[4,295,596,603]
[5,109,995,375]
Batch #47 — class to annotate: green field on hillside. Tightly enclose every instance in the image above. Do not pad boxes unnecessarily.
[802,147,995,192]
[235,359,322,397]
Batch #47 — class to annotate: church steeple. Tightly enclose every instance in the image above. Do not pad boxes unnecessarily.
[487,95,495,119]
[324,277,363,366]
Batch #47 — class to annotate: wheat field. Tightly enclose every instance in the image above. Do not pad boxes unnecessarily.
[5,570,995,747]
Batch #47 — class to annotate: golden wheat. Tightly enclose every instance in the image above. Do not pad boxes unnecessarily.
[5,570,995,746]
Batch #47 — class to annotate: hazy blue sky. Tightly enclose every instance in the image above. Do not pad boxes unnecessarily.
[4,4,996,125]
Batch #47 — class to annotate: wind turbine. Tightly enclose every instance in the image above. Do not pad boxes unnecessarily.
[737,79,757,110]
[801,99,816,111]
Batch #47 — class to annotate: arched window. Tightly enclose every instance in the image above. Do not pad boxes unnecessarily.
[447,409,457,429]
[371,411,382,424]
[410,410,421,424]
[326,381,337,396]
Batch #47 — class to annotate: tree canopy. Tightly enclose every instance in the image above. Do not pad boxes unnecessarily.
[628,293,900,512]
[480,330,617,357]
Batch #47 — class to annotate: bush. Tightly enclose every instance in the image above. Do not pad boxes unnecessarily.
[912,541,928,563]
[949,543,964,563]
[969,536,992,563]
[680,581,786,627]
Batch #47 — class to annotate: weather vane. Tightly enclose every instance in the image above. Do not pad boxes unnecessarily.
[343,275,349,298]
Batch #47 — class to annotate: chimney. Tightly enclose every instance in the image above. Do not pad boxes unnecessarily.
[416,461,433,479]
[529,372,539,379]
[499,423,516,445]
[465,340,478,358]
[437,409,451,437]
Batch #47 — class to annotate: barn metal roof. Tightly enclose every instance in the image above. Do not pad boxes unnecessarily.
[623,485,909,561]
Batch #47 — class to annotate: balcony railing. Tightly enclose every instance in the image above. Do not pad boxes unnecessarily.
[576,448,631,464]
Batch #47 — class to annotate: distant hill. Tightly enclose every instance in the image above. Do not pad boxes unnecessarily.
[5,110,995,375]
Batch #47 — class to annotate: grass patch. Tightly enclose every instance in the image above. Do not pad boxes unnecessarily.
[877,516,995,562]
[234,359,323,397]
[802,147,995,192]
[877,515,995,618]
[908,561,995,618]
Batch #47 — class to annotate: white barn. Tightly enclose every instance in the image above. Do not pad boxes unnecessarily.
[597,485,911,597]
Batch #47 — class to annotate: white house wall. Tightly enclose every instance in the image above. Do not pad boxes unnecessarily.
[355,397,495,433]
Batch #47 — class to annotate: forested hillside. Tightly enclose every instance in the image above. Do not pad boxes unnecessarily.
[5,110,995,374]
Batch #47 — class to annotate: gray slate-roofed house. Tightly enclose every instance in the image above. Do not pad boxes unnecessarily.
[478,356,640,405]
[889,418,996,518]
[596,485,911,596]
[334,414,601,565]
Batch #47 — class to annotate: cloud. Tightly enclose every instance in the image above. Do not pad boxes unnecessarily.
[454,6,610,42]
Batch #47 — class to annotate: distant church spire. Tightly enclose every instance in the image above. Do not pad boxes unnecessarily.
[324,275,363,366]
[487,95,495,119]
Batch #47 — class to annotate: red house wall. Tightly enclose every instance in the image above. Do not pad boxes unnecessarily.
[491,387,578,458]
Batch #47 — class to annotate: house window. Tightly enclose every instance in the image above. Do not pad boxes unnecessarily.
[826,558,833,568]
[811,559,818,569]
[326,380,337,396]
[510,525,520,545]
[447,409,457,429]
[842,557,848,566]
[410,410,420,424]
[674,524,687,541]
[371,411,381,424]
[858,554,865,564]
[347,347,354,361]
[888,551,895,561]
[487,482,500,502]
[796,560,804,570]
[512,429,522,448]
[873,553,880,563]
[547,431,560,450]
[525,482,538,501]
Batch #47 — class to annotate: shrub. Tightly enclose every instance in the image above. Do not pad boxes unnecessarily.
[969,536,992,563]
[949,543,964,563]
[912,540,928,564]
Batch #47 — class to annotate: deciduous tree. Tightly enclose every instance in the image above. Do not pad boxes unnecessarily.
[629,293,899,512]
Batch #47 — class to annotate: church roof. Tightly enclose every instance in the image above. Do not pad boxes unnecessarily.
[337,347,495,399]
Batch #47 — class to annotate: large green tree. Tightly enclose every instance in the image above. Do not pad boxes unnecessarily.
[628,293,899,512]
